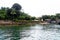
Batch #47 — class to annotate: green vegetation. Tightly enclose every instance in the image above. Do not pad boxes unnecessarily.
[1,3,60,23]
[40,13,60,21]
[0,3,36,21]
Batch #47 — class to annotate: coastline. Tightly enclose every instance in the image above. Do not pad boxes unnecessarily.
[40,21,50,25]
[0,20,40,26]
[0,20,52,26]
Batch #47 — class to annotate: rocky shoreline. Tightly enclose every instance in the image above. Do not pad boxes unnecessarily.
[0,20,40,25]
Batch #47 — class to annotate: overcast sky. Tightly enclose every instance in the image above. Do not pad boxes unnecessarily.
[0,0,60,17]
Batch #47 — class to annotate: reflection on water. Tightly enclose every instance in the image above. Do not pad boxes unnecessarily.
[0,24,60,40]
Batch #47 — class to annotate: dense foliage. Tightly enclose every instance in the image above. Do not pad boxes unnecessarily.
[12,3,22,10]
[40,14,60,21]
[0,3,36,21]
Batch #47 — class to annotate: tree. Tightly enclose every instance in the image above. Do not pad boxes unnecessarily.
[6,8,20,20]
[12,3,22,10]
[6,3,22,20]
[0,7,8,20]
[50,15,56,21]
[41,15,51,21]
[56,13,60,19]
[31,17,36,20]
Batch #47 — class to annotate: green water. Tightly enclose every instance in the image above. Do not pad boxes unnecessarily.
[0,24,60,40]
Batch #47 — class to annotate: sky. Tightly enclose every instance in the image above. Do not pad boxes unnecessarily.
[0,0,60,17]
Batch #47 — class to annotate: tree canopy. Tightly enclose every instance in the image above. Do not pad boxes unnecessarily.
[12,3,22,10]
[0,3,36,21]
